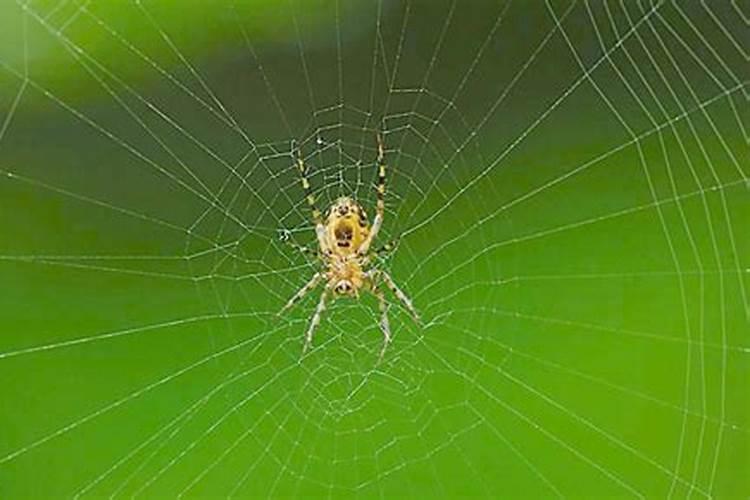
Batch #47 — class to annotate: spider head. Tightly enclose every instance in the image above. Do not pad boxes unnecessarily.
[334,280,355,296]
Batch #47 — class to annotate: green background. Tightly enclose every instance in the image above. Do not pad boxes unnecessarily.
[0,0,747,497]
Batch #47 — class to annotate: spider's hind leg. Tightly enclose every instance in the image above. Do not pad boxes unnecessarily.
[278,272,323,316]
[304,286,330,353]
[373,284,392,360]
[293,143,328,252]
[379,271,421,325]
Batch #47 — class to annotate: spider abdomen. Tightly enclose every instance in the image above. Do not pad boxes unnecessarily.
[326,197,370,256]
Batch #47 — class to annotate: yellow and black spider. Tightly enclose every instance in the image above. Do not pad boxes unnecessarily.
[279,133,420,358]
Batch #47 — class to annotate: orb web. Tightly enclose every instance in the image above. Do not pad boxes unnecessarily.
[0,0,747,497]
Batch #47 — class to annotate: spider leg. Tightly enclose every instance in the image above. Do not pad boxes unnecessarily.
[372,284,392,360]
[379,270,420,324]
[358,133,386,256]
[294,145,328,252]
[278,272,323,316]
[304,286,330,353]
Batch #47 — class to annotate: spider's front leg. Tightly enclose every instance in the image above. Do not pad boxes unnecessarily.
[358,133,387,256]
[295,145,328,253]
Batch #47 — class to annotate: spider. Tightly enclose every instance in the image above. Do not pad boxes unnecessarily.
[279,133,420,358]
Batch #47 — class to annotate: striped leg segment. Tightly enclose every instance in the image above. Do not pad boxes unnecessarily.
[304,287,330,353]
[371,132,386,238]
[278,272,323,316]
[296,148,322,225]
[375,132,386,215]
[295,146,328,251]
[359,133,387,255]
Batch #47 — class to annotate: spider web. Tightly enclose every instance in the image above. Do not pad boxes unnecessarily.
[0,0,747,496]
